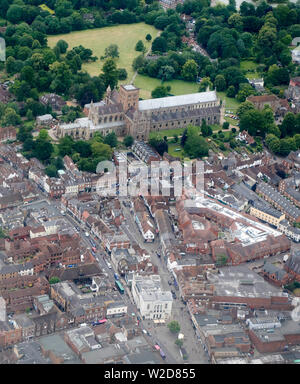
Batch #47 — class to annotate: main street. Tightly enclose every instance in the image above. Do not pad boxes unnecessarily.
[119,196,209,364]
[35,194,209,363]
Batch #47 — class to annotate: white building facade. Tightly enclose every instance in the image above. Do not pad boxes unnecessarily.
[131,274,173,321]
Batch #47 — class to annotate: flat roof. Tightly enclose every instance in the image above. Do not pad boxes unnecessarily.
[122,84,138,91]
[138,90,218,111]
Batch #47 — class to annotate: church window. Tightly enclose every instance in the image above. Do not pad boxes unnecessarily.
[104,117,107,123]
[115,116,118,121]
[109,116,112,122]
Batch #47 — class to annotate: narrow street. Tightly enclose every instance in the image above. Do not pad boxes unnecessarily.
[119,196,209,363]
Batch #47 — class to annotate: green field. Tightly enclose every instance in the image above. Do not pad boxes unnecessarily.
[168,143,184,158]
[47,23,159,81]
[149,127,185,140]
[47,23,216,100]
[134,75,201,99]
[240,60,260,80]
[217,91,241,111]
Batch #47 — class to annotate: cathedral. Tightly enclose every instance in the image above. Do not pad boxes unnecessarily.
[56,84,221,141]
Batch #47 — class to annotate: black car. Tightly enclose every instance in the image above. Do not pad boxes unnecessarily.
[172,292,177,299]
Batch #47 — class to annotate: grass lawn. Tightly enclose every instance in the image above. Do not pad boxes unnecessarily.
[217,92,241,111]
[225,116,239,126]
[149,127,185,140]
[168,143,184,157]
[39,4,55,14]
[47,23,158,81]
[240,60,260,79]
[134,75,200,99]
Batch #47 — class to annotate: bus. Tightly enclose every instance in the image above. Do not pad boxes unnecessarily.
[92,318,107,326]
[159,349,166,360]
[115,280,124,294]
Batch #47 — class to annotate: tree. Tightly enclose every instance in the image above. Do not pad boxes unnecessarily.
[135,40,145,52]
[184,126,209,158]
[118,68,128,80]
[132,54,146,71]
[45,164,58,178]
[239,109,266,137]
[279,137,296,156]
[175,339,183,348]
[223,122,230,130]
[214,74,226,92]
[228,13,243,31]
[102,59,119,89]
[73,141,92,158]
[103,44,119,59]
[181,59,198,82]
[58,136,74,157]
[226,85,236,98]
[237,101,255,118]
[216,253,228,266]
[295,134,300,149]
[91,141,113,159]
[0,227,6,239]
[181,129,188,147]
[149,137,168,156]
[158,65,175,82]
[151,85,170,99]
[104,132,118,147]
[124,135,134,147]
[266,134,281,154]
[49,277,61,284]
[152,36,167,53]
[280,112,297,137]
[146,34,152,41]
[50,61,72,95]
[34,140,54,162]
[6,4,24,24]
[168,320,180,334]
[236,84,255,103]
[201,119,213,137]
[199,77,213,92]
[56,39,68,54]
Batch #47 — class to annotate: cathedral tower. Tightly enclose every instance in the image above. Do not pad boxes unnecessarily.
[119,84,140,113]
